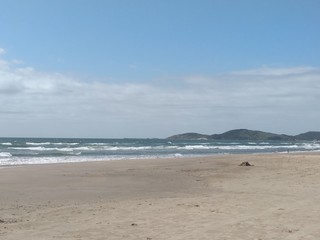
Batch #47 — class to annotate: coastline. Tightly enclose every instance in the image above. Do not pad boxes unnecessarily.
[1,149,319,169]
[1,153,320,239]
[2,137,320,167]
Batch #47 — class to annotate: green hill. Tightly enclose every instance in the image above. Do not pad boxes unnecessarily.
[295,131,320,141]
[166,129,318,141]
[210,129,293,141]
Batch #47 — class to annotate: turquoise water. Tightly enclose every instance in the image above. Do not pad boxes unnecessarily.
[1,138,320,165]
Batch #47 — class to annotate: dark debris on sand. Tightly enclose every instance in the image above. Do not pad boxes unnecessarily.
[239,161,254,166]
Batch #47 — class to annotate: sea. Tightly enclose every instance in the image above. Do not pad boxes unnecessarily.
[1,137,320,166]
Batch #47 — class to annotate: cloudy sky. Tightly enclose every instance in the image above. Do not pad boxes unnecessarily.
[0,0,319,138]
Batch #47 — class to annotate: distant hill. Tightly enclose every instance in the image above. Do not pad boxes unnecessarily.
[210,129,293,141]
[167,129,320,141]
[295,131,320,141]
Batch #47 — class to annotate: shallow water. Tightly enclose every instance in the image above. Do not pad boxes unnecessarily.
[1,137,319,165]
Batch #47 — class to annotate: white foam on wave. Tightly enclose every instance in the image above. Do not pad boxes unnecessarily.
[0,155,139,166]
[72,146,96,151]
[1,142,12,146]
[11,146,74,152]
[301,143,320,150]
[0,156,89,165]
[10,142,320,153]
[102,146,153,151]
[26,142,51,146]
[0,152,12,158]
[174,153,183,157]
[52,142,79,146]
[182,145,212,150]
[11,146,47,151]
[174,143,320,151]
[25,142,79,147]
[88,143,106,146]
[216,145,297,150]
[78,144,320,151]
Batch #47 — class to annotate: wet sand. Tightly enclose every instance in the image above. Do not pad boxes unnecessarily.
[1,153,320,239]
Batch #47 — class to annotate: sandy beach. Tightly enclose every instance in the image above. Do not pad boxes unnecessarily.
[1,153,320,240]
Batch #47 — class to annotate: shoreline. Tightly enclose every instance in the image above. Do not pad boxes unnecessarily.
[2,150,320,169]
[1,153,320,239]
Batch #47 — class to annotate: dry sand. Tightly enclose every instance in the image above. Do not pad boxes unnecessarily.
[1,153,320,240]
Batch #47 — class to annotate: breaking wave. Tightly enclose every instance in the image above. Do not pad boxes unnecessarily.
[1,137,320,166]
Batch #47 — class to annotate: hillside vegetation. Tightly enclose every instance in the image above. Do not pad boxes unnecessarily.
[167,129,320,141]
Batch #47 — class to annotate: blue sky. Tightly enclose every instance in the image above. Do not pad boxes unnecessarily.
[0,0,320,137]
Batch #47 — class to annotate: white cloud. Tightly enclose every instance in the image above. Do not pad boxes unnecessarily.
[0,48,6,56]
[0,58,320,137]
[129,64,138,69]
[231,66,317,76]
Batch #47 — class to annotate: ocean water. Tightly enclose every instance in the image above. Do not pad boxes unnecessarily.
[1,138,320,166]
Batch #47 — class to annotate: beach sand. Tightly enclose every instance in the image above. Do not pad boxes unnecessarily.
[1,153,320,239]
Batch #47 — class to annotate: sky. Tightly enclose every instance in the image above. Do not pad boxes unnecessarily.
[0,0,319,138]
